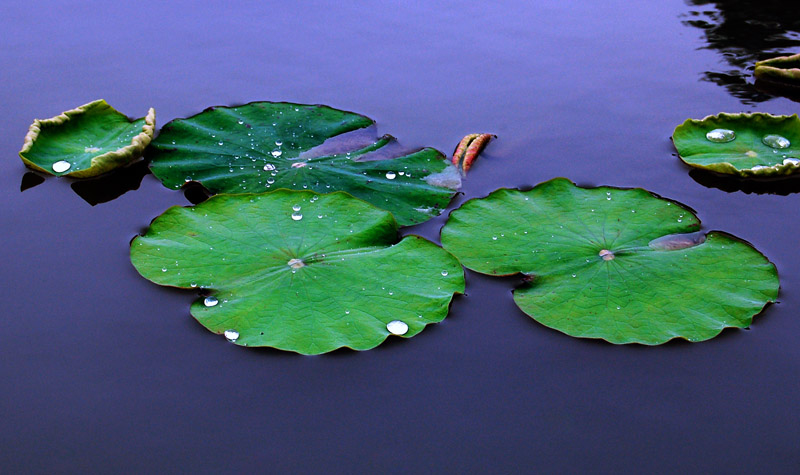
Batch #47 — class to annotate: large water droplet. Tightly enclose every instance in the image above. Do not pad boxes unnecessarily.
[275,140,283,146]
[291,212,303,221]
[263,163,276,171]
[224,329,239,342]
[52,160,71,173]
[271,149,283,158]
[292,204,301,212]
[204,296,219,307]
[287,258,305,269]
[385,171,396,180]
[783,158,800,166]
[387,320,409,335]
[706,129,735,143]
[441,270,448,276]
[762,134,791,149]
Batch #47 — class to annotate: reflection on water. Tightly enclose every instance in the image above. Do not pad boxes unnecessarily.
[69,160,149,205]
[689,168,800,195]
[681,0,800,103]
[20,171,45,191]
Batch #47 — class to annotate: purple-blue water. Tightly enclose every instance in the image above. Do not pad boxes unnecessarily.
[2,1,799,472]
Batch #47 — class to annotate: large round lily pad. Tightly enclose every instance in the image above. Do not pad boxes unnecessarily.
[672,112,800,177]
[441,178,779,344]
[19,99,155,178]
[130,189,464,354]
[148,102,461,226]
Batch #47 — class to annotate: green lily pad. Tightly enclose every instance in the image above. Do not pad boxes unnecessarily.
[148,101,461,226]
[19,99,155,178]
[130,189,464,354]
[754,53,800,85]
[441,178,779,345]
[672,112,800,177]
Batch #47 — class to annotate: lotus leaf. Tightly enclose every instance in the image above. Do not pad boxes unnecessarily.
[130,189,464,354]
[440,178,779,344]
[148,102,461,226]
[19,99,155,178]
[672,112,800,177]
[754,53,800,85]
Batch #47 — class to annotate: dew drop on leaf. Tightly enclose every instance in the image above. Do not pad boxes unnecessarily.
[762,134,790,149]
[224,329,239,342]
[706,129,735,143]
[387,320,409,335]
[52,160,71,173]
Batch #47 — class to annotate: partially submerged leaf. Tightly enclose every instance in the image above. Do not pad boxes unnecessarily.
[19,99,155,178]
[148,102,460,225]
[754,53,800,85]
[130,189,464,354]
[441,178,779,344]
[672,112,800,177]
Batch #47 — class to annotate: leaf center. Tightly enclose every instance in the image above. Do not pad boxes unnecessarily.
[287,258,305,269]
[599,249,615,261]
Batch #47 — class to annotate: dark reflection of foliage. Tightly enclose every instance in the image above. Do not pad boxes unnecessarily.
[689,168,800,195]
[681,0,800,104]
[20,172,46,191]
[71,160,150,206]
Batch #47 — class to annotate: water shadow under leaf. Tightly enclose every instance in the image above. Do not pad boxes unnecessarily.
[754,77,800,103]
[70,159,149,206]
[20,172,46,192]
[689,168,800,195]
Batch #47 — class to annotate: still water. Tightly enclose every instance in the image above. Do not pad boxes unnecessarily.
[2,0,799,472]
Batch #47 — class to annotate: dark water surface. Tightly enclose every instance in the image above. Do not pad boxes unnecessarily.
[3,1,800,472]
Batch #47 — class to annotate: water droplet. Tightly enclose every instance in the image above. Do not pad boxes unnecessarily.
[275,140,283,146]
[218,141,224,146]
[237,120,244,125]
[224,329,239,342]
[263,163,276,171]
[706,128,735,143]
[783,158,800,165]
[387,320,409,335]
[345,310,350,315]
[492,236,498,240]
[266,178,275,185]
[271,149,283,158]
[161,267,167,272]
[571,274,576,278]
[441,270,448,276]
[292,205,302,212]
[291,212,303,221]
[606,192,611,200]
[762,134,790,149]
[385,171,396,180]
[190,282,197,288]
[52,160,71,173]
[204,296,219,307]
